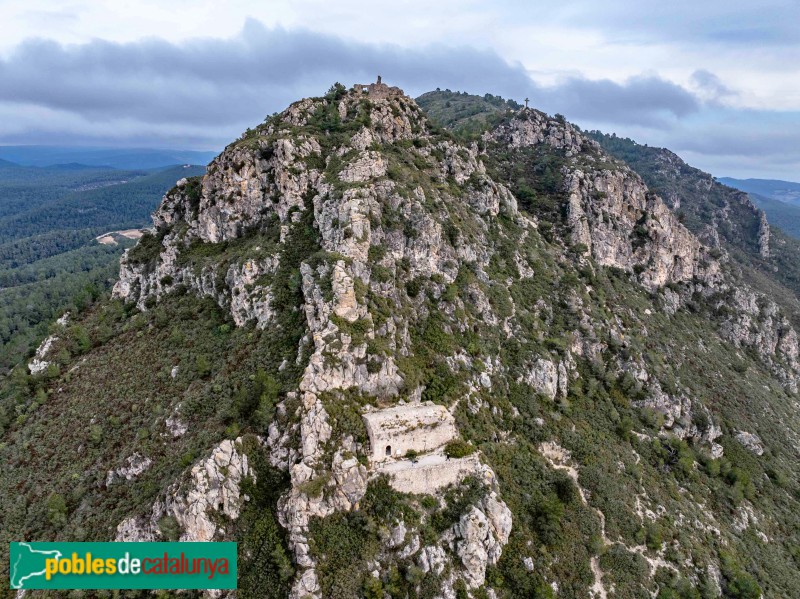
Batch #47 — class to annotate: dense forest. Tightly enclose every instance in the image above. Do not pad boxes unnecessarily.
[0,162,206,372]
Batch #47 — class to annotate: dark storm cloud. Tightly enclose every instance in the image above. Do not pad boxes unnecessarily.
[690,70,737,102]
[3,18,795,179]
[537,75,698,126]
[0,19,701,145]
[674,124,800,160]
[0,20,531,127]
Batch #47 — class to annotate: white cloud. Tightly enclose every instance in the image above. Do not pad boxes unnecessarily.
[0,3,797,178]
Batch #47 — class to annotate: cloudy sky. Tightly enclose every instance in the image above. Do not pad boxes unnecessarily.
[0,0,798,179]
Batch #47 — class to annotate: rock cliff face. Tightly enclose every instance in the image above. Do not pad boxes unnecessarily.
[488,112,721,291]
[487,110,800,393]
[757,211,771,258]
[115,438,252,543]
[106,83,800,597]
[114,82,520,596]
[589,133,774,271]
[718,287,800,391]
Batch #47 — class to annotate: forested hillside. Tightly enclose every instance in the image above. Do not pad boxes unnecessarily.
[0,163,205,372]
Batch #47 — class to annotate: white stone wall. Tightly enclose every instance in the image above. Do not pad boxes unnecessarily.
[362,403,457,463]
[381,455,482,494]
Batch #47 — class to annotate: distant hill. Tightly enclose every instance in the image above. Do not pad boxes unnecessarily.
[416,89,521,138]
[747,192,800,239]
[717,178,800,241]
[0,158,18,168]
[46,162,116,171]
[719,177,800,205]
[0,146,218,170]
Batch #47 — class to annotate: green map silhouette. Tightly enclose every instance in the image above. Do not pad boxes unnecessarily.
[10,543,62,589]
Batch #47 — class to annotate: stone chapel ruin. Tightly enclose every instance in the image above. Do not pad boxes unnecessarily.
[362,402,485,494]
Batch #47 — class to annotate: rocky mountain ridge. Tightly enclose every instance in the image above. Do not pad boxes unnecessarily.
[5,82,800,599]
[110,80,800,597]
[115,80,523,597]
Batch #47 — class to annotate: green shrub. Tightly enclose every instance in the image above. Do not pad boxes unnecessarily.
[721,552,762,599]
[127,231,163,265]
[299,474,330,499]
[406,278,423,298]
[46,493,68,527]
[158,515,181,541]
[444,439,475,458]
[87,424,103,445]
[361,477,416,524]
[645,522,664,550]
[533,494,564,546]
[308,510,379,598]
[231,369,280,430]
[195,354,212,378]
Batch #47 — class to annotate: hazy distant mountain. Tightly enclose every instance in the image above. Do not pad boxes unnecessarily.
[0,146,218,170]
[44,162,116,171]
[745,192,800,240]
[719,177,800,205]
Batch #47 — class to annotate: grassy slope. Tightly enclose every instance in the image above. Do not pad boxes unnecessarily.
[416,90,521,139]
[0,189,325,595]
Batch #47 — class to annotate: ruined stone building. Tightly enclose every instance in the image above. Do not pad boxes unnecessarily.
[361,402,485,494]
[354,76,405,100]
[362,402,457,463]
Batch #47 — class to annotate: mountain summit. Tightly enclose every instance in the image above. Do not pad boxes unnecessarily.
[4,81,800,598]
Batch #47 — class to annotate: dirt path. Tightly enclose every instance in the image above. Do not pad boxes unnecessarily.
[539,442,610,598]
[538,441,679,598]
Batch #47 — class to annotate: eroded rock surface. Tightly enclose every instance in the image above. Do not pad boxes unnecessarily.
[115,438,253,543]
[106,81,797,598]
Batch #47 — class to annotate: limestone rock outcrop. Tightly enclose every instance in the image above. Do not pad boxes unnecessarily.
[635,385,723,457]
[719,287,800,392]
[521,356,572,400]
[28,334,58,375]
[28,313,69,375]
[489,111,721,291]
[758,211,771,258]
[454,492,513,588]
[115,438,253,543]
[108,81,792,598]
[735,431,765,456]
[106,453,152,486]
